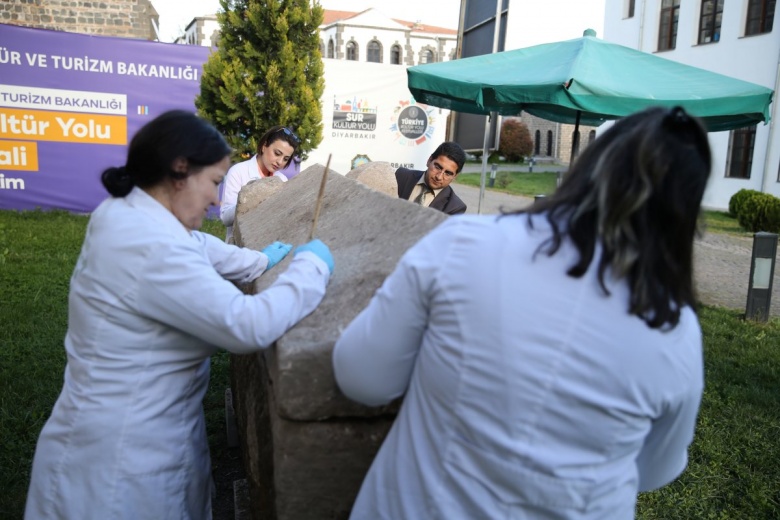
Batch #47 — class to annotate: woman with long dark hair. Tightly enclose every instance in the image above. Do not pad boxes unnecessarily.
[25,111,333,519]
[220,125,301,242]
[334,106,711,519]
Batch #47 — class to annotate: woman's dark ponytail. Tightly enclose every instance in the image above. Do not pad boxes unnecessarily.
[101,166,134,198]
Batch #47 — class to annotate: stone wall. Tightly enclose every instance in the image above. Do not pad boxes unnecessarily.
[0,0,158,40]
[518,112,598,165]
[231,163,448,519]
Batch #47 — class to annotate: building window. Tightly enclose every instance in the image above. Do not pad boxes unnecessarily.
[346,41,358,61]
[546,130,553,156]
[319,40,325,56]
[746,0,776,35]
[420,49,434,64]
[367,40,382,63]
[327,39,334,59]
[726,126,757,179]
[658,0,681,51]
[534,130,541,155]
[699,0,724,43]
[628,0,635,18]
[391,44,402,64]
[588,130,596,145]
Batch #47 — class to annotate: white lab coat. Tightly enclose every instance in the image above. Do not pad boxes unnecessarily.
[333,215,703,519]
[25,187,329,519]
[220,156,288,241]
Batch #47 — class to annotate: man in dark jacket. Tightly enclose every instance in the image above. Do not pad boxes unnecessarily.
[395,141,467,215]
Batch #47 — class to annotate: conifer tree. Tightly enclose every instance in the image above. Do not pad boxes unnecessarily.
[196,0,324,160]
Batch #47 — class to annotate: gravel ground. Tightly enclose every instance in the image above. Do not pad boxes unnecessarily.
[454,184,780,316]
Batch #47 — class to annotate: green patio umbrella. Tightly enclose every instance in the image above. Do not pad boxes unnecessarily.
[407,29,773,132]
[408,29,773,210]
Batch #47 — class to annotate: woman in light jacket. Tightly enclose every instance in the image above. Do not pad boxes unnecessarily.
[25,110,334,519]
[333,106,711,519]
[220,125,300,242]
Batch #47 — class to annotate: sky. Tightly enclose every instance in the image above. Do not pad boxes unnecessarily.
[151,0,605,45]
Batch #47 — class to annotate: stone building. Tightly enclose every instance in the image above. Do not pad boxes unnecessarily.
[0,0,159,40]
[176,7,458,68]
[177,13,219,47]
[319,8,457,66]
[505,113,597,165]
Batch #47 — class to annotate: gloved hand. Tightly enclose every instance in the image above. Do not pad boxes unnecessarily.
[294,239,334,274]
[261,241,292,270]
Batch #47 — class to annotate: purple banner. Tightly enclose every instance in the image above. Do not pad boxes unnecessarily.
[0,24,210,213]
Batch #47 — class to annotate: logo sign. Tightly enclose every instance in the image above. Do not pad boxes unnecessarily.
[350,154,371,170]
[397,105,427,139]
[389,100,437,146]
[332,96,377,134]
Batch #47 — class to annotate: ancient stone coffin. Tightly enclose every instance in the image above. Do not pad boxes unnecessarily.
[231,163,447,519]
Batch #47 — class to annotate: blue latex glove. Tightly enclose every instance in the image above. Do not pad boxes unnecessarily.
[294,239,334,274]
[261,241,292,269]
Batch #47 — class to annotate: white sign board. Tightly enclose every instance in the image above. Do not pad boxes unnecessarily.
[302,59,450,175]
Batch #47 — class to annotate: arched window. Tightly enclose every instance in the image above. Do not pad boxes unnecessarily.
[390,44,402,65]
[534,130,541,156]
[588,129,596,144]
[346,41,358,61]
[421,49,434,64]
[367,40,382,63]
[327,39,334,59]
[319,40,325,57]
[546,130,553,156]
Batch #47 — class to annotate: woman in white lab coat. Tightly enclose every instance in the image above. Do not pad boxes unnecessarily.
[25,111,334,519]
[220,125,301,242]
[333,107,711,519]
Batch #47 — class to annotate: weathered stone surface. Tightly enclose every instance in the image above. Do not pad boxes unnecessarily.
[235,164,446,421]
[237,177,287,217]
[232,164,447,519]
[233,177,286,246]
[344,161,398,197]
[231,342,394,520]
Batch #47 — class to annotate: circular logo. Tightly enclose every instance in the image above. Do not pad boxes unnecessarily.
[397,105,428,140]
[351,154,371,170]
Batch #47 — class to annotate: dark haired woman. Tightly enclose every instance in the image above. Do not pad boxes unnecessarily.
[334,107,711,519]
[25,111,333,519]
[220,125,300,242]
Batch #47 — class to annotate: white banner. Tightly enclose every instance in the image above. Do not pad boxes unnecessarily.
[302,59,450,175]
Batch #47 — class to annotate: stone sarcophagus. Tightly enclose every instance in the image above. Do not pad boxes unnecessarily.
[230,162,447,520]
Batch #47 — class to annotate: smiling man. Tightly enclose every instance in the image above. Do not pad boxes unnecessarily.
[395,141,467,215]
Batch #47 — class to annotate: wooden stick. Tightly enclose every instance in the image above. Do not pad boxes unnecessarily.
[309,154,331,240]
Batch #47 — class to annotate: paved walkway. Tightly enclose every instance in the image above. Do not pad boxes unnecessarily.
[453,184,780,317]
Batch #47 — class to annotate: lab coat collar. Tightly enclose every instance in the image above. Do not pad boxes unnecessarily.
[125,186,194,240]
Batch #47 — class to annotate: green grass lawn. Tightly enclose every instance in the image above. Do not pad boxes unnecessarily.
[456,170,559,197]
[1,209,778,519]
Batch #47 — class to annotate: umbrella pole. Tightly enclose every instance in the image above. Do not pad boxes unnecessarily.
[478,111,495,214]
[562,111,581,186]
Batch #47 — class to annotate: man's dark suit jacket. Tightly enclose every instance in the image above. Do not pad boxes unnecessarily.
[395,168,467,215]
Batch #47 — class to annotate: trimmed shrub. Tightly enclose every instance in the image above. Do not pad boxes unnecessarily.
[728,189,756,218]
[499,118,533,162]
[496,171,512,189]
[734,191,780,233]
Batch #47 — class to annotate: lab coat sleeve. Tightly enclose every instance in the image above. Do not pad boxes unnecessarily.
[220,164,242,227]
[193,230,269,284]
[135,238,330,353]
[635,384,702,491]
[332,218,457,406]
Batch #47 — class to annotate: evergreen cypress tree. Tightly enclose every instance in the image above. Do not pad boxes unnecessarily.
[196,0,324,160]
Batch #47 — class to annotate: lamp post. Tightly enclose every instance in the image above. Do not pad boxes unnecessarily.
[745,232,778,322]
